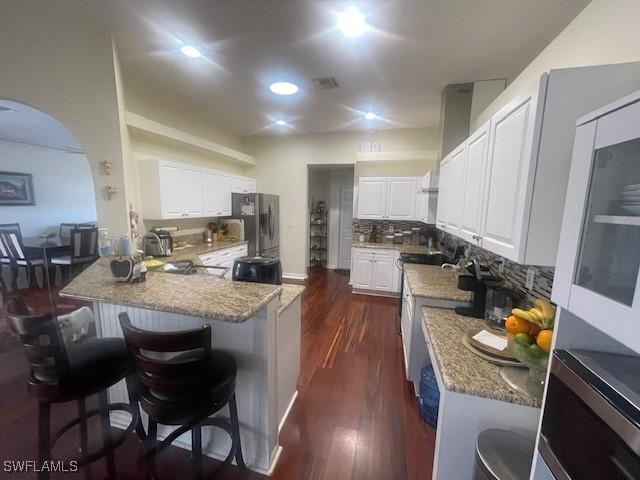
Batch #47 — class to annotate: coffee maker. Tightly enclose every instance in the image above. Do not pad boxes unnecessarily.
[454,260,504,319]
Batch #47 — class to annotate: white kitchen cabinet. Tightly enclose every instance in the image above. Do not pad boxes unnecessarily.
[436,144,464,233]
[553,92,640,351]
[231,175,257,194]
[199,243,248,279]
[481,78,545,261]
[350,247,401,294]
[357,177,416,220]
[140,159,237,220]
[436,63,640,265]
[459,120,490,244]
[386,178,417,219]
[182,165,204,217]
[203,169,232,217]
[357,177,387,218]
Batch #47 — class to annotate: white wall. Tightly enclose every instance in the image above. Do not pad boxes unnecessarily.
[0,140,97,237]
[0,0,129,234]
[244,128,439,277]
[474,0,640,129]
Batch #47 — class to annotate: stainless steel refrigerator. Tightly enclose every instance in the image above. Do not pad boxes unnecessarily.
[231,193,279,258]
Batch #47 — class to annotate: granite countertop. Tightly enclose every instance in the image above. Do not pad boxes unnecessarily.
[279,284,305,315]
[403,264,472,302]
[168,240,249,263]
[352,242,440,255]
[60,258,281,323]
[422,307,541,408]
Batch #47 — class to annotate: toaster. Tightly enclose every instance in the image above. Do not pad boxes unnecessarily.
[142,231,173,257]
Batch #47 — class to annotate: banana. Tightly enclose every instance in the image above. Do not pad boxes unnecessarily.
[511,308,542,326]
[530,307,546,325]
[534,299,556,327]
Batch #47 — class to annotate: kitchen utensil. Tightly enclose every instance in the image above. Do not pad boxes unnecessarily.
[142,230,173,257]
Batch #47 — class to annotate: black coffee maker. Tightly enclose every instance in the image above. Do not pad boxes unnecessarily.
[455,259,503,318]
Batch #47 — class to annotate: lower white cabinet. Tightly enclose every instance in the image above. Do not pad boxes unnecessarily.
[199,243,248,279]
[350,247,401,294]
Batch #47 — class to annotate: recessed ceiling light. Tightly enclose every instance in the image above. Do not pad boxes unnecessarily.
[364,112,377,120]
[269,82,299,96]
[180,45,201,58]
[275,119,288,126]
[337,6,369,38]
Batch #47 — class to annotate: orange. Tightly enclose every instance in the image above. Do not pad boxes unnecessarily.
[536,329,553,352]
[505,315,531,335]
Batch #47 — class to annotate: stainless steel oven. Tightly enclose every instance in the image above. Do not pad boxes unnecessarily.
[539,349,640,479]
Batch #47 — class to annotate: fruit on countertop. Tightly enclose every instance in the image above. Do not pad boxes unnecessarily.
[514,332,533,346]
[536,329,553,353]
[505,315,532,335]
[512,300,556,329]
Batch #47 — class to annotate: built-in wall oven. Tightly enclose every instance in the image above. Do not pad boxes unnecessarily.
[539,349,640,479]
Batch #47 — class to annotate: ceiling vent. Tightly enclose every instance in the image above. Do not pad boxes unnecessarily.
[312,77,340,90]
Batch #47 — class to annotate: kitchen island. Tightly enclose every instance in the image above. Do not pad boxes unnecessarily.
[61,258,303,475]
[422,307,540,480]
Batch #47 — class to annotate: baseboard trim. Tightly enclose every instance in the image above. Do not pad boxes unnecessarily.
[352,288,400,298]
[283,272,308,281]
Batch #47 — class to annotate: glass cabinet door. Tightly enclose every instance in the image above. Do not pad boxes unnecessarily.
[574,137,640,306]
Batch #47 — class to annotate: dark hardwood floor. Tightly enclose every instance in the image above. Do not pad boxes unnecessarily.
[0,268,435,479]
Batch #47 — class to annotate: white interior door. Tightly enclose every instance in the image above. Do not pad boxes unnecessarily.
[339,188,353,269]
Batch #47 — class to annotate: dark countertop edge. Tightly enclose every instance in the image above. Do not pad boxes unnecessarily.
[60,285,283,323]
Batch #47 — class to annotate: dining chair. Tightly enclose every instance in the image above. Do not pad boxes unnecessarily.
[59,223,78,243]
[5,296,142,480]
[0,230,45,290]
[119,313,246,480]
[0,223,22,290]
[50,228,98,283]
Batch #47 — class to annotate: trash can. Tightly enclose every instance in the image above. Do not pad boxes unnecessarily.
[474,429,535,480]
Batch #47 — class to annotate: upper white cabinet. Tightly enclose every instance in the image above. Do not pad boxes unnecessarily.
[553,93,640,348]
[357,178,387,218]
[357,177,416,220]
[437,63,640,266]
[459,120,490,244]
[203,169,232,217]
[436,144,465,233]
[140,159,236,220]
[232,175,257,194]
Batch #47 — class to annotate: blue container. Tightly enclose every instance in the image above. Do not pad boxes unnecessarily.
[418,363,439,427]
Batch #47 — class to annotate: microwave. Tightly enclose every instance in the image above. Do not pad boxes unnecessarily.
[539,350,640,479]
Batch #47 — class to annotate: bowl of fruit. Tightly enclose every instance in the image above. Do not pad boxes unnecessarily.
[505,300,556,384]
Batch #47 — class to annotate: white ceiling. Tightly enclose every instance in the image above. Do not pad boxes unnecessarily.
[100,0,590,135]
[0,99,83,152]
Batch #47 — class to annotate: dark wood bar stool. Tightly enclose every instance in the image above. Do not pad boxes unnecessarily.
[0,228,45,290]
[5,297,142,480]
[119,313,246,480]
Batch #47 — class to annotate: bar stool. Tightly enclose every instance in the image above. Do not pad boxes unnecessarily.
[118,312,246,480]
[5,297,142,480]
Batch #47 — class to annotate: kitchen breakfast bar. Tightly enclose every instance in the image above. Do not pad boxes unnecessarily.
[60,259,304,475]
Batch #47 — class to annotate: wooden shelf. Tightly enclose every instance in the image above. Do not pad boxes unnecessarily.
[126,112,256,166]
[592,214,640,226]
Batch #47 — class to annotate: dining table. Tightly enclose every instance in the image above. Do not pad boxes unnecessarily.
[22,235,71,311]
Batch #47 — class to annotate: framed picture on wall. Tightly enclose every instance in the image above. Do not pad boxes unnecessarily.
[0,171,35,206]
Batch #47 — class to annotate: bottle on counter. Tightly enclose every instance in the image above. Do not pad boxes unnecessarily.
[98,228,114,257]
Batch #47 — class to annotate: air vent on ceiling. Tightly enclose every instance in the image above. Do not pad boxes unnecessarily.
[312,77,340,90]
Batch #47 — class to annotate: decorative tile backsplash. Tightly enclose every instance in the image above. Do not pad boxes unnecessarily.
[442,233,555,307]
[352,219,438,244]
